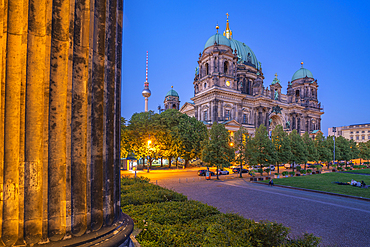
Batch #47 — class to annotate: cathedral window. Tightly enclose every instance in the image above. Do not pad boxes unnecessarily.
[224,61,228,74]
[350,136,353,140]
[295,90,300,98]
[204,110,208,121]
[356,136,359,140]
[362,135,365,140]
[204,83,207,89]
[225,110,230,120]
[205,63,209,75]
[243,114,247,123]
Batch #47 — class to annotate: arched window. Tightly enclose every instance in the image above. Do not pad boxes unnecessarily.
[295,90,300,97]
[172,104,177,109]
[224,61,228,74]
[196,85,199,93]
[204,83,207,89]
[205,63,209,75]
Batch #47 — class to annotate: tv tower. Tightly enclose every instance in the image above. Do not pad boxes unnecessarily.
[141,51,151,112]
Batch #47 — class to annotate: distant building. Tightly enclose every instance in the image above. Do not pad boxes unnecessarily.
[328,124,370,142]
[164,86,180,110]
[180,14,324,135]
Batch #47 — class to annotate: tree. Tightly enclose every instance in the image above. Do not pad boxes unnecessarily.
[289,130,307,172]
[234,127,249,177]
[302,132,318,170]
[335,136,351,165]
[175,114,207,168]
[349,139,360,162]
[156,109,183,168]
[358,141,370,163]
[126,111,159,169]
[315,132,331,167]
[271,125,291,173]
[252,125,276,171]
[201,122,235,179]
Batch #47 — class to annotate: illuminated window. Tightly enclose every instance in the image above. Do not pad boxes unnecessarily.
[243,114,247,123]
[225,110,230,120]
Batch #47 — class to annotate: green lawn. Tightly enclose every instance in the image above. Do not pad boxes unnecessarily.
[265,172,370,198]
[343,168,370,174]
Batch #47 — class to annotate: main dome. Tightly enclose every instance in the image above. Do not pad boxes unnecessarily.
[204,34,259,68]
[291,67,313,81]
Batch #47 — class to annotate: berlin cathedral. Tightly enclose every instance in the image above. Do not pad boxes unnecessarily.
[180,15,324,136]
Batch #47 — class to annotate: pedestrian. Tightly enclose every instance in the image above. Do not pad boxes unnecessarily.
[269,178,274,186]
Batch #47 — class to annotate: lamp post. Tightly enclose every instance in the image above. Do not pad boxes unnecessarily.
[332,127,336,169]
[239,134,244,178]
[147,139,152,173]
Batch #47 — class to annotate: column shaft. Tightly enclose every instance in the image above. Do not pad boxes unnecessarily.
[103,0,116,226]
[0,0,5,241]
[24,0,46,243]
[48,0,70,241]
[90,0,106,231]
[2,0,23,245]
[71,0,90,236]
[114,0,123,219]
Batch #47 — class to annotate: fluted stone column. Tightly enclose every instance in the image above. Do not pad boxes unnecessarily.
[24,0,46,243]
[2,0,24,245]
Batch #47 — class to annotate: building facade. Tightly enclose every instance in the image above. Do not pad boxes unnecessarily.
[180,16,324,135]
[328,124,370,142]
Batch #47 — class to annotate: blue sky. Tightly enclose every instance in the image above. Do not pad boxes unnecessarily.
[122,0,370,136]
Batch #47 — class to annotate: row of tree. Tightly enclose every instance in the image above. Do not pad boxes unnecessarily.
[121,110,370,173]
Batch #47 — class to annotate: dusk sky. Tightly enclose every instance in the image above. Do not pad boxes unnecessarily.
[122,0,370,136]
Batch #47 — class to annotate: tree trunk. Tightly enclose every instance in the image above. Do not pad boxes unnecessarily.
[160,157,163,167]
[143,158,146,169]
[216,165,219,180]
[149,157,152,168]
[175,157,178,168]
[277,162,279,174]
[185,159,189,169]
[168,156,172,168]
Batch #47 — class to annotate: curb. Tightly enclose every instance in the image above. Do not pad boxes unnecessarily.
[253,181,370,202]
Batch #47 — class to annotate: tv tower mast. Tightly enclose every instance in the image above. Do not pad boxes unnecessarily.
[141,51,151,112]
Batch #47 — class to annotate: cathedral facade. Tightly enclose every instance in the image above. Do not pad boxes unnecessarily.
[180,17,324,135]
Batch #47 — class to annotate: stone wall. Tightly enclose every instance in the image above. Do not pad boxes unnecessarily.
[0,0,132,245]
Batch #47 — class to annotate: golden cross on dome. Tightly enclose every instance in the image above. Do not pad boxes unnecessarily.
[226,13,229,19]
[275,73,278,78]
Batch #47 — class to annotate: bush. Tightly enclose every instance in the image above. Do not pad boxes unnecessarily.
[258,168,264,175]
[337,167,343,171]
[307,169,312,174]
[345,167,352,170]
[296,166,301,171]
[289,171,295,176]
[300,169,307,175]
[282,171,289,176]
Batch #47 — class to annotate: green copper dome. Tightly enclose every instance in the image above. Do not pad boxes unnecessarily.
[166,87,179,97]
[204,33,231,49]
[204,34,259,68]
[291,67,313,81]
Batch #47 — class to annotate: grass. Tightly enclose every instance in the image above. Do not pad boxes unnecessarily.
[264,172,370,198]
[343,168,370,174]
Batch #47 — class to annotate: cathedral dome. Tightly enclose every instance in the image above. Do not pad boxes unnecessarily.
[291,67,313,81]
[204,33,231,49]
[204,34,259,68]
[165,87,179,98]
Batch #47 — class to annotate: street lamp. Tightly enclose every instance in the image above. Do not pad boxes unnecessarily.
[332,127,336,169]
[147,138,152,173]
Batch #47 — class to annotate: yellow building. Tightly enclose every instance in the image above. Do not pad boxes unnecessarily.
[328,123,370,142]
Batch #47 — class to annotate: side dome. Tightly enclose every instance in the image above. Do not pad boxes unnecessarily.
[166,87,179,98]
[291,67,313,81]
[204,33,231,50]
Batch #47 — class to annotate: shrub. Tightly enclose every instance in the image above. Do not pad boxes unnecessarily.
[264,168,271,175]
[258,168,264,176]
[288,171,295,176]
[282,171,289,176]
[345,167,351,170]
[300,169,307,175]
[249,170,255,176]
[296,166,301,171]
[337,167,343,171]
[307,169,312,174]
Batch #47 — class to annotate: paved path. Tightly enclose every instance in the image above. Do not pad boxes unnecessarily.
[157,177,370,247]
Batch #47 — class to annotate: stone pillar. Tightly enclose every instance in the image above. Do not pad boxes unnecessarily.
[24,0,46,243]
